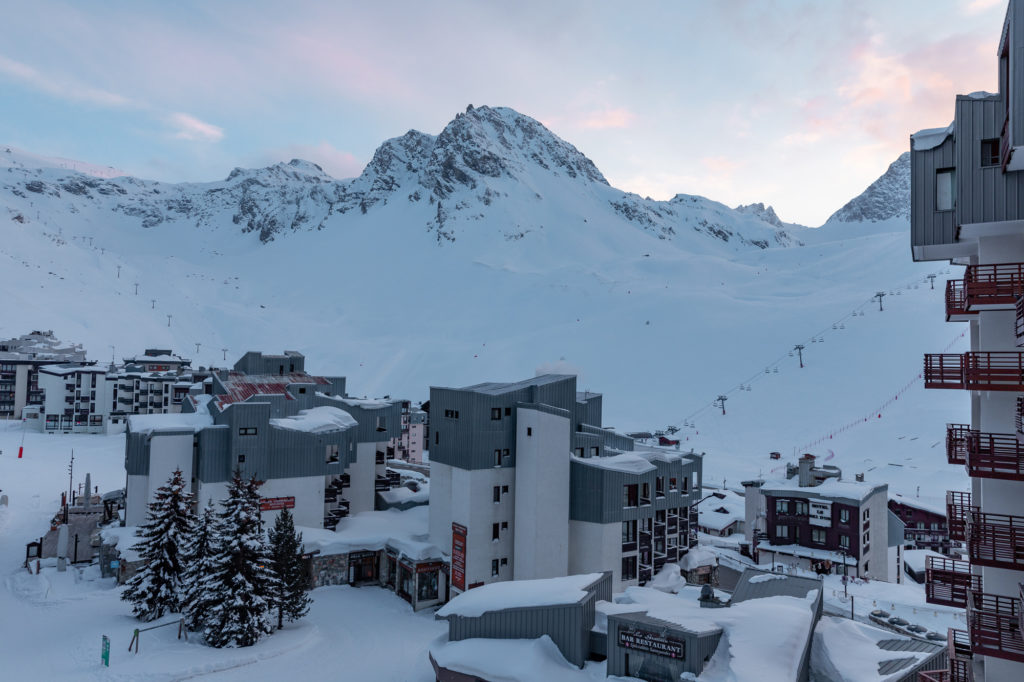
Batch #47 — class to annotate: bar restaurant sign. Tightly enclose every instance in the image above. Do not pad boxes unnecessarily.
[619,627,685,659]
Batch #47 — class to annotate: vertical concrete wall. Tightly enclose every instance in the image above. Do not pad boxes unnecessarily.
[569,520,622,589]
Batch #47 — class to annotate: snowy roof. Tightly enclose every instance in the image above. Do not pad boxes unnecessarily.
[269,406,357,434]
[911,123,953,151]
[812,616,944,681]
[451,373,574,395]
[436,573,604,618]
[377,483,429,506]
[38,363,109,375]
[903,549,944,574]
[296,505,442,562]
[634,446,692,464]
[732,569,824,604]
[124,353,189,364]
[99,525,142,563]
[214,371,330,409]
[889,492,946,518]
[430,635,584,682]
[760,543,858,566]
[325,395,393,409]
[127,398,213,435]
[678,547,718,571]
[572,452,656,474]
[698,489,746,531]
[760,477,886,504]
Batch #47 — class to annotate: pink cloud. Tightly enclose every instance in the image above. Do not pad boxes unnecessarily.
[579,107,636,130]
[167,112,224,142]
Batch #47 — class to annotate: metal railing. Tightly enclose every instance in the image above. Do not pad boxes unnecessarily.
[925,556,981,608]
[947,424,972,465]
[968,590,1024,662]
[964,262,1024,308]
[946,279,973,320]
[964,430,1024,480]
[947,491,972,542]
[967,509,1024,570]
[926,352,1024,391]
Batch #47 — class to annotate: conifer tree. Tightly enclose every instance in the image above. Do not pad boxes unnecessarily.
[201,470,278,647]
[121,469,194,621]
[268,508,312,629]
[181,499,219,631]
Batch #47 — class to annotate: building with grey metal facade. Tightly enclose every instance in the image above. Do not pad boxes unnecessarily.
[428,374,702,595]
[124,351,401,532]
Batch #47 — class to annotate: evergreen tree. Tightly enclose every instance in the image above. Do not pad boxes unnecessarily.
[121,469,194,621]
[267,508,312,629]
[201,470,278,648]
[181,499,220,631]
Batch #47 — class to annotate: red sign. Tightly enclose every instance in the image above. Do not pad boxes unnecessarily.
[451,522,467,591]
[659,436,680,446]
[260,496,295,511]
[417,561,443,574]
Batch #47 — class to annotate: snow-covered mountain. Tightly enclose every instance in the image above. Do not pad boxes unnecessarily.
[0,107,965,510]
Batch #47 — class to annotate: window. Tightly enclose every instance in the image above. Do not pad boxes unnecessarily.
[326,444,339,463]
[502,448,510,461]
[982,138,1000,166]
[656,477,665,497]
[863,531,870,545]
[239,427,257,436]
[794,501,808,516]
[493,486,501,503]
[237,454,246,463]
[527,427,532,436]
[622,520,637,543]
[812,529,826,544]
[417,570,439,601]
[492,523,500,541]
[444,409,459,419]
[839,535,850,550]
[930,522,939,531]
[501,522,508,530]
[435,432,439,445]
[494,449,502,466]
[775,499,790,514]
[501,485,509,494]
[491,408,501,420]
[375,416,386,432]
[500,557,508,566]
[298,387,306,394]
[621,556,637,581]
[681,476,689,493]
[839,509,850,525]
[863,508,870,522]
[640,482,651,504]
[776,525,789,539]
[504,407,511,416]
[669,477,677,491]
[491,559,499,576]
[590,446,599,457]
[624,484,639,508]
[863,561,869,573]
[936,168,955,211]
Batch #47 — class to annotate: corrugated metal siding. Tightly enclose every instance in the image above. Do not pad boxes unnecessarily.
[447,600,590,667]
[911,136,957,252]
[570,456,702,524]
[955,95,1024,227]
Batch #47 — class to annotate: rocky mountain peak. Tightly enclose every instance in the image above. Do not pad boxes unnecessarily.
[825,152,910,225]
[734,202,785,229]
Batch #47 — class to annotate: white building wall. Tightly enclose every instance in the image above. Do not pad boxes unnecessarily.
[450,465,516,591]
[569,520,624,589]
[346,442,377,515]
[125,473,150,526]
[147,432,193,508]
[429,460,454,555]
[513,407,569,580]
[257,475,324,528]
[196,480,229,517]
[13,364,30,416]
[863,488,889,580]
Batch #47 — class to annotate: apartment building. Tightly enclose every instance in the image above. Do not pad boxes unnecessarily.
[889,493,951,554]
[387,400,429,463]
[112,349,196,417]
[124,351,400,531]
[911,3,1024,677]
[428,374,702,595]
[0,330,86,418]
[34,363,116,432]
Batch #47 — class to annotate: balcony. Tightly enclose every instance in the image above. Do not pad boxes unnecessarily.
[967,510,1024,570]
[1018,397,1024,440]
[946,279,975,321]
[968,591,1024,662]
[926,556,981,608]
[925,352,1024,391]
[964,262,1024,309]
[964,430,1024,480]
[948,491,972,542]
[947,424,971,465]
[1017,295,1024,344]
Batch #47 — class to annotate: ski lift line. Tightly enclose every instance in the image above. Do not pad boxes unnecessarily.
[672,272,956,431]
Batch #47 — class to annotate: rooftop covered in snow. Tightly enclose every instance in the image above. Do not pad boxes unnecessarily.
[436,573,606,619]
[269,406,357,434]
[759,476,886,505]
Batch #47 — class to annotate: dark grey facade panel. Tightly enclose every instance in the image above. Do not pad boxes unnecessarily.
[911,136,957,253]
[606,612,722,678]
[569,456,702,524]
[954,95,1024,227]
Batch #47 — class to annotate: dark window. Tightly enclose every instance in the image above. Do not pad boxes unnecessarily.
[237,454,246,463]
[494,449,502,466]
[491,559,499,576]
[298,387,306,394]
[493,486,501,503]
[501,522,508,530]
[621,556,637,581]
[435,432,439,445]
[669,477,677,491]
[527,427,532,436]
[326,444,339,463]
[504,407,511,416]
[622,520,637,543]
[812,528,826,544]
[492,523,500,540]
[501,485,509,494]
[239,427,257,436]
[794,500,808,516]
[681,476,689,493]
[840,509,850,524]
[656,477,665,497]
[776,524,789,539]
[502,448,510,461]
[590,446,599,457]
[840,535,850,549]
[417,570,439,601]
[775,499,789,514]
[641,483,651,505]
[491,408,501,420]
[982,138,1000,166]
[624,484,638,508]
[500,557,508,566]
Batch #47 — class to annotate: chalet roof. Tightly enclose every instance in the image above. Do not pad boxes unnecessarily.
[213,371,330,409]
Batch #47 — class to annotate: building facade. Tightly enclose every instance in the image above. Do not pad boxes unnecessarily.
[35,363,116,432]
[0,330,86,419]
[911,2,1024,678]
[387,400,428,463]
[888,494,951,554]
[428,374,702,595]
[124,351,401,532]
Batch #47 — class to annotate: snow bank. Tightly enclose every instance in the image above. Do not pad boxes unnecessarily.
[269,406,357,434]
[572,452,656,474]
[748,573,787,584]
[377,483,429,506]
[430,635,584,682]
[650,564,686,593]
[911,123,953,151]
[678,547,717,571]
[297,505,442,561]
[436,573,603,618]
[903,549,943,574]
[811,615,937,682]
[316,393,392,409]
[99,525,142,562]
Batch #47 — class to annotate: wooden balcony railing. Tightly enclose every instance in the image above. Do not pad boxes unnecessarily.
[926,556,981,608]
[925,352,1024,391]
[964,430,1024,480]
[947,424,972,466]
[964,262,1024,308]
[946,280,974,320]
[968,591,1024,662]
[968,510,1024,570]
[948,491,972,542]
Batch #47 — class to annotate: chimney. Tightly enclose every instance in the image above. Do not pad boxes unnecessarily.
[798,454,816,487]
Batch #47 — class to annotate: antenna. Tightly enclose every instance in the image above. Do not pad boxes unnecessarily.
[793,344,805,368]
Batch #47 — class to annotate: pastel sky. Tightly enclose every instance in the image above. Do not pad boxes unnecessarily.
[0,0,1008,225]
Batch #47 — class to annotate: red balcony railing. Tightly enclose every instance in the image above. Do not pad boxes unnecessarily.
[964,262,1024,308]
[925,352,1024,391]
[921,629,975,682]
[948,491,972,542]
[964,430,1024,480]
[946,279,974,320]
[1018,397,1024,441]
[968,510,1024,570]
[926,556,982,608]
[968,591,1024,662]
[947,424,972,465]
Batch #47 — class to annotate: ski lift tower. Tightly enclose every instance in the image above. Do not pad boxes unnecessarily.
[793,344,805,368]
[875,291,886,311]
[717,395,727,415]
[927,274,936,290]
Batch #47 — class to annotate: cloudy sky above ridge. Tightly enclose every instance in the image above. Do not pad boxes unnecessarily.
[0,0,1007,225]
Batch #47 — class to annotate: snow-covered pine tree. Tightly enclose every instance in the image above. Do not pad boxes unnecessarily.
[181,499,219,631]
[202,470,278,648]
[121,469,194,621]
[268,508,312,629]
